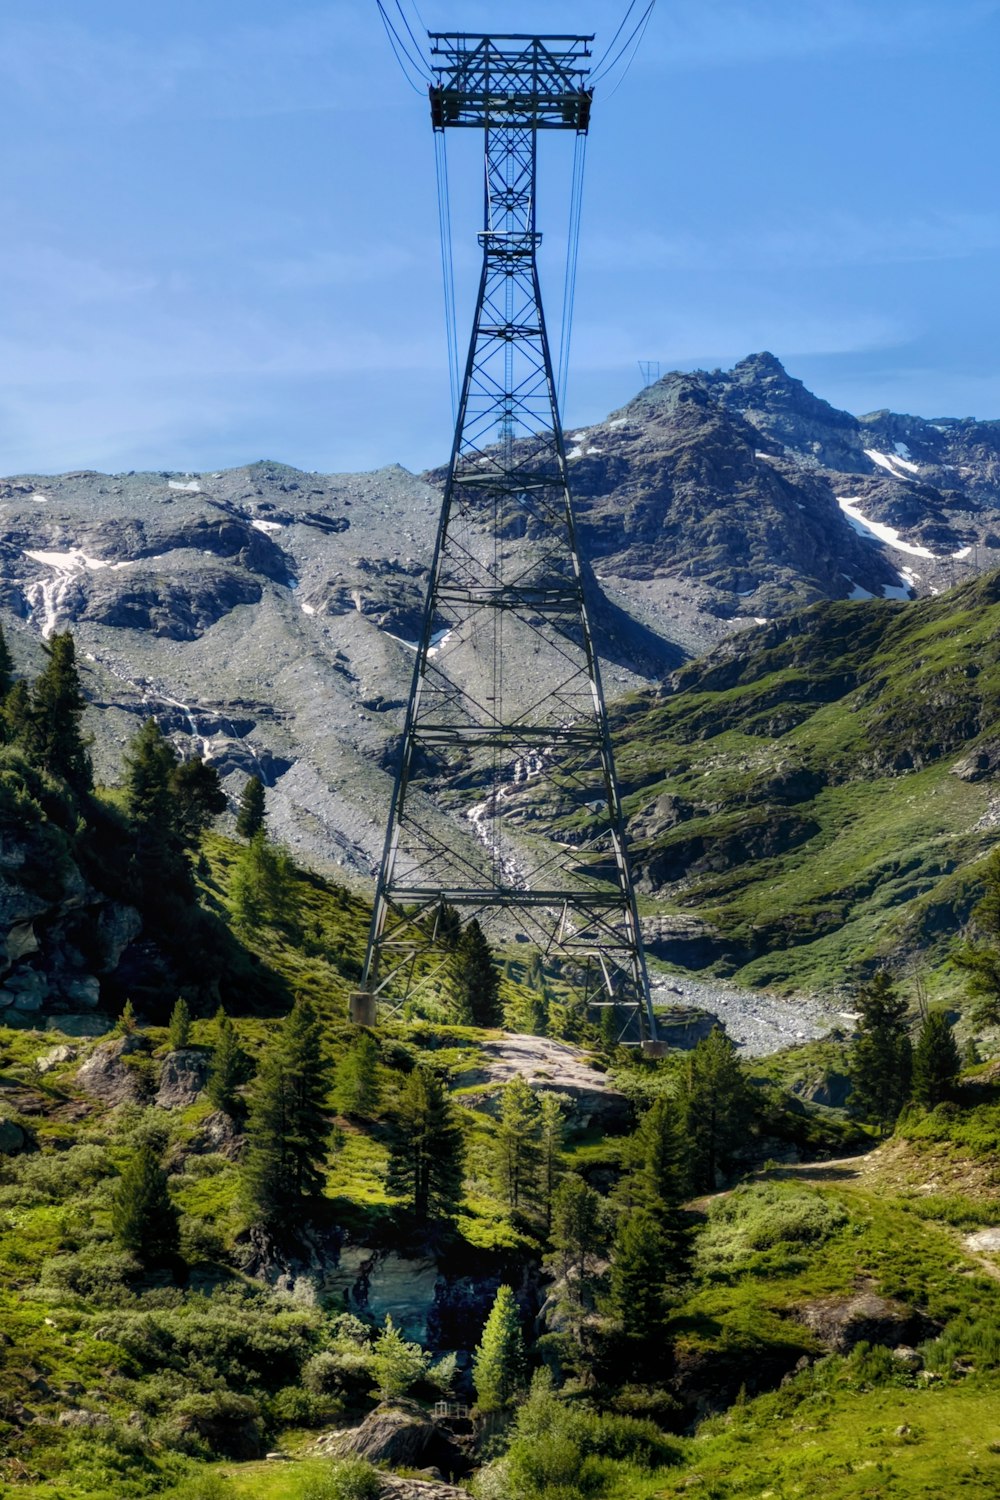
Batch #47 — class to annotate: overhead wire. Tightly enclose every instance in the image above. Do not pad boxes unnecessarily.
[591,0,643,76]
[434,130,461,422]
[591,0,657,86]
[556,131,587,416]
[392,0,432,78]
[374,0,430,91]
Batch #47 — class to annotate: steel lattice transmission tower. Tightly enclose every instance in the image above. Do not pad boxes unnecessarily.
[357,33,658,1045]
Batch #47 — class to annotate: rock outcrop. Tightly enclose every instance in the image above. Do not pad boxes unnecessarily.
[454,1034,630,1131]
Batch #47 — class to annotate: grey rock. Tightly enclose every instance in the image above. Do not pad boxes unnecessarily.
[75,1032,149,1104]
[45,1014,112,1038]
[4,921,39,964]
[454,1034,630,1131]
[316,1399,437,1466]
[35,1044,78,1074]
[57,1409,111,1428]
[797,1293,934,1354]
[155,1048,209,1109]
[60,976,101,1010]
[951,741,1000,782]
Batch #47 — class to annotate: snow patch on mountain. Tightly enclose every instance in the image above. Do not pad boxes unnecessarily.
[865,447,920,478]
[837,498,936,559]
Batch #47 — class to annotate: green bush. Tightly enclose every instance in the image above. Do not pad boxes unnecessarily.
[269,1384,331,1426]
[699,1183,848,1273]
[922,1315,1000,1375]
[40,1246,141,1297]
[302,1459,381,1500]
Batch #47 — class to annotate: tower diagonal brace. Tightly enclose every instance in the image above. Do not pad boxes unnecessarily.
[361,34,657,1045]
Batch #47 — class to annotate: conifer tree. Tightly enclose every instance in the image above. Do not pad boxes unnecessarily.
[911,1009,960,1108]
[620,1094,694,1287]
[849,970,912,1134]
[494,1075,542,1216]
[680,1026,753,1190]
[954,849,1000,1025]
[242,997,331,1228]
[116,998,138,1035]
[548,1175,606,1317]
[112,1143,179,1264]
[0,621,13,705]
[172,754,226,843]
[205,1007,249,1116]
[537,1093,566,1234]
[608,1210,668,1340]
[386,1067,464,1222]
[2,679,29,745]
[124,717,182,882]
[25,631,91,791]
[333,1031,380,1117]
[230,831,290,930]
[371,1315,430,1399]
[472,1285,527,1413]
[236,774,266,839]
[168,996,192,1051]
[452,918,501,1026]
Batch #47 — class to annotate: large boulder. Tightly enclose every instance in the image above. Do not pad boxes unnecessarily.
[75,1032,149,1104]
[0,1118,31,1156]
[155,1048,209,1109]
[454,1035,630,1132]
[797,1292,934,1353]
[317,1400,464,1475]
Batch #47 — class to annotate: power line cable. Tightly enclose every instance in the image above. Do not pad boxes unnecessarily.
[392,0,432,80]
[434,130,460,422]
[375,0,428,91]
[557,132,587,415]
[591,0,656,85]
[592,0,642,75]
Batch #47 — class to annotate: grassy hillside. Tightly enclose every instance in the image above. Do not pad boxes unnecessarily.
[605,572,1000,996]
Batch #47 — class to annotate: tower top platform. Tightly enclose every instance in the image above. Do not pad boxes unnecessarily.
[428,33,593,132]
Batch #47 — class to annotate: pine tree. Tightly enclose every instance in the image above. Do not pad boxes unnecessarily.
[230,831,290,930]
[0,621,13,705]
[25,632,91,791]
[116,998,138,1035]
[472,1284,527,1413]
[242,998,331,1228]
[620,1093,694,1289]
[205,1008,250,1115]
[333,1032,380,1117]
[236,775,266,839]
[911,1009,960,1108]
[371,1315,429,1399]
[172,755,226,844]
[112,1144,179,1264]
[2,679,29,745]
[385,1067,464,1222]
[124,717,182,884]
[537,1093,566,1234]
[548,1175,606,1317]
[680,1026,753,1190]
[954,849,1000,1025]
[168,996,192,1051]
[608,1209,668,1340]
[494,1075,542,1216]
[849,970,913,1134]
[452,919,501,1026]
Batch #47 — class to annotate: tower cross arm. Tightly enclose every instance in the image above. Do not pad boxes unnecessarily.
[428,33,593,132]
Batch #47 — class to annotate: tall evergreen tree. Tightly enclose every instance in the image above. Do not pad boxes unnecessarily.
[205,1007,250,1116]
[333,1032,380,1117]
[607,1210,669,1341]
[24,631,91,791]
[911,1009,960,1108]
[241,998,331,1228]
[386,1067,464,1222]
[124,717,182,884]
[619,1094,694,1288]
[236,774,266,839]
[230,831,290,930]
[168,996,192,1051]
[494,1075,542,1216]
[548,1175,606,1318]
[452,918,502,1026]
[2,679,29,745]
[0,621,13,705]
[954,849,1000,1025]
[472,1285,527,1413]
[537,1093,566,1234]
[172,755,226,844]
[849,970,913,1134]
[112,1144,179,1264]
[680,1027,753,1190]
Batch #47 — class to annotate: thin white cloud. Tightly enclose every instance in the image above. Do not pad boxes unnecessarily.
[584,211,1000,274]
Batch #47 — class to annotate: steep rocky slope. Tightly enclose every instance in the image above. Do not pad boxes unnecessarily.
[4,355,1000,912]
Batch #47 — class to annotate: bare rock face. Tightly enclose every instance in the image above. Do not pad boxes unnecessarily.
[454,1034,630,1132]
[797,1292,934,1353]
[317,1399,466,1478]
[378,1479,469,1500]
[951,741,1000,782]
[154,1048,209,1109]
[75,1032,149,1104]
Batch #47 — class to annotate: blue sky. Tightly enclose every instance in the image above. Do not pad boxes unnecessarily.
[3,0,1000,476]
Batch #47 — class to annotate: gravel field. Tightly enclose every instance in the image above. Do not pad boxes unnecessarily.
[652,974,851,1057]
